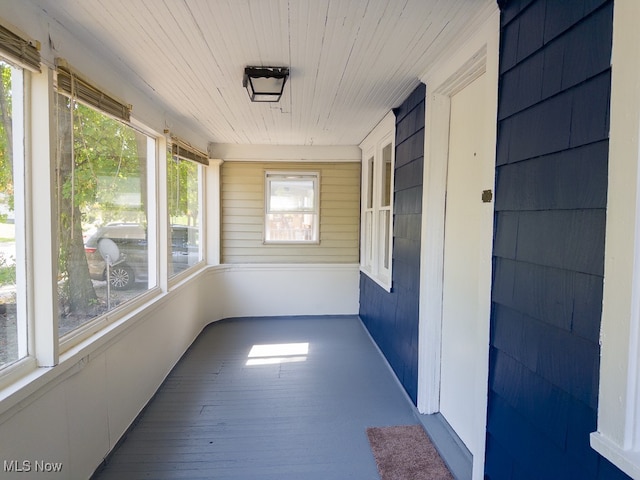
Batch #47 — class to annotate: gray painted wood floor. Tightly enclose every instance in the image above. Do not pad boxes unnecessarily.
[92,316,420,480]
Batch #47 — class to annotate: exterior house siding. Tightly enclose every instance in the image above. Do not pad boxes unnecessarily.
[359,83,425,405]
[221,161,360,264]
[487,1,629,479]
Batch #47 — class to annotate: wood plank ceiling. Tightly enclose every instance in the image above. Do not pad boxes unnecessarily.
[26,0,495,146]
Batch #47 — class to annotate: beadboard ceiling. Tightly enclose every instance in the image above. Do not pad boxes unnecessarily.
[26,0,495,146]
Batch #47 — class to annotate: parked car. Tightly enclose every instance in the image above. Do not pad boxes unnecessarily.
[84,223,199,289]
[84,223,148,290]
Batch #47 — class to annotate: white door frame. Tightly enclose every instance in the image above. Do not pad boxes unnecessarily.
[416,8,499,479]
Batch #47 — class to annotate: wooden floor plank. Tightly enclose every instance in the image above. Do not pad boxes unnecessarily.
[93,316,418,479]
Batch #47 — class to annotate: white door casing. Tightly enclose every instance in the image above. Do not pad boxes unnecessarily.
[417,8,499,480]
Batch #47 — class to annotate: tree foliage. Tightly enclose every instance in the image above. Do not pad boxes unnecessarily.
[167,154,199,226]
[0,64,15,290]
[0,63,13,216]
[66,98,144,223]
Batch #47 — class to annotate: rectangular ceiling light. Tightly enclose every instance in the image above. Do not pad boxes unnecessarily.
[243,66,289,102]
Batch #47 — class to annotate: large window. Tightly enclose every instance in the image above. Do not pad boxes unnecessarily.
[55,79,156,338]
[0,61,26,369]
[168,143,204,277]
[264,172,319,243]
[360,112,395,290]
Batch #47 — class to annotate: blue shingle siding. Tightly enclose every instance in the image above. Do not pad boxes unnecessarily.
[359,83,425,405]
[487,1,627,479]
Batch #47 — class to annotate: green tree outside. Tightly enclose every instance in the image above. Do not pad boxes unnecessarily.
[0,63,15,288]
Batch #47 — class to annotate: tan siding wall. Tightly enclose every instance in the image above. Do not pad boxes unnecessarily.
[221,161,361,263]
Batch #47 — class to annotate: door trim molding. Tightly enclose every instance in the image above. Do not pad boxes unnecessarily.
[417,8,499,480]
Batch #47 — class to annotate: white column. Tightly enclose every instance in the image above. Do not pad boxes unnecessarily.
[205,158,223,265]
[30,68,58,367]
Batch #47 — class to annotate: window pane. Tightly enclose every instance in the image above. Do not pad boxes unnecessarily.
[366,156,374,209]
[168,152,201,276]
[381,144,392,207]
[0,62,25,368]
[268,178,315,212]
[380,209,391,270]
[265,173,318,243]
[265,213,317,242]
[56,93,154,336]
[364,210,373,268]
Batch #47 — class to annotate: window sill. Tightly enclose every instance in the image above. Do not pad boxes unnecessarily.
[263,240,320,245]
[168,259,206,288]
[360,266,392,293]
[591,432,640,479]
[0,356,37,391]
[59,286,163,354]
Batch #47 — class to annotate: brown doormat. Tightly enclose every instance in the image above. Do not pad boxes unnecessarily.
[366,425,454,480]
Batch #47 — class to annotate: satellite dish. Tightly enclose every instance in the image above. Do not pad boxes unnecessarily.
[97,238,121,266]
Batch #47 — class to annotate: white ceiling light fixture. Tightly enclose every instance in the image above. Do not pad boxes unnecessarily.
[243,66,289,102]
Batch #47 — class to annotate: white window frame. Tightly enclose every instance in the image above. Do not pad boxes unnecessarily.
[57,117,161,353]
[53,70,161,352]
[359,111,395,291]
[362,153,375,271]
[264,171,320,244]
[590,1,640,478]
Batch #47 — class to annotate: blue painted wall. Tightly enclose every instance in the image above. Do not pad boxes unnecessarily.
[487,1,629,478]
[359,83,425,405]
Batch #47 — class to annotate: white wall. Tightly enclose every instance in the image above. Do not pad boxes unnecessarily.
[209,264,360,318]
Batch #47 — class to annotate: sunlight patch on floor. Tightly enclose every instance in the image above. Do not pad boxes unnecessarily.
[246,342,309,366]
